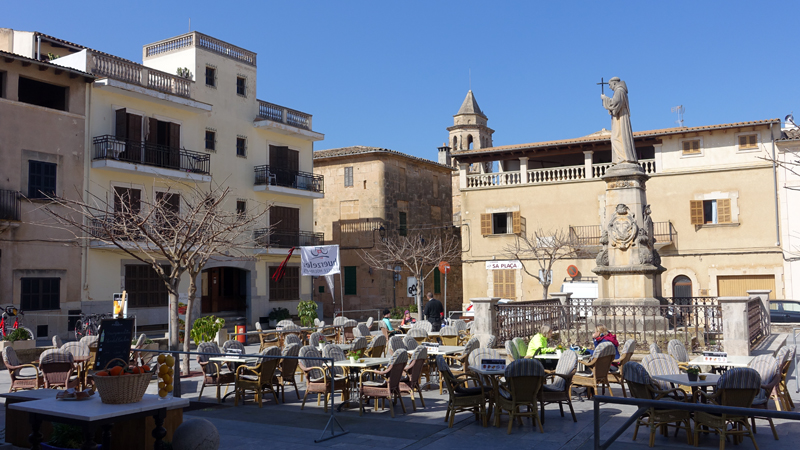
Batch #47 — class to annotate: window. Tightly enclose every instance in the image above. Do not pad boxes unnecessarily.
[434,269,441,294]
[28,160,57,199]
[205,130,216,151]
[493,270,515,299]
[236,200,246,217]
[481,212,522,235]
[205,67,216,87]
[682,140,701,155]
[344,266,357,295]
[270,206,299,248]
[125,265,170,307]
[155,192,180,228]
[236,76,246,96]
[690,199,731,225]
[114,187,142,214]
[269,266,299,300]
[344,167,353,187]
[21,277,60,311]
[18,77,67,111]
[739,134,758,150]
[236,137,246,157]
[399,212,407,236]
[0,72,5,98]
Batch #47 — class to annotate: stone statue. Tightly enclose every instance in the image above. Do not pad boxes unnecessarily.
[601,77,638,164]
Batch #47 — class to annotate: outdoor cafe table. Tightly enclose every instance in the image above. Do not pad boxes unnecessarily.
[9,393,189,450]
[417,346,465,390]
[335,357,391,411]
[688,355,754,368]
[468,365,505,422]
[651,373,720,401]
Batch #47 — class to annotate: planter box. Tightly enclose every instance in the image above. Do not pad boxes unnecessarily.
[0,339,36,352]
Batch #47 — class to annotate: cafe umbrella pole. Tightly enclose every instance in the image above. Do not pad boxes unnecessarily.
[315,357,349,442]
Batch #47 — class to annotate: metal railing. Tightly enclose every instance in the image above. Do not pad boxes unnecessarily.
[93,135,210,175]
[569,221,674,247]
[254,165,323,193]
[90,52,191,98]
[254,229,324,249]
[0,189,21,221]
[748,297,768,348]
[496,301,723,351]
[257,100,312,130]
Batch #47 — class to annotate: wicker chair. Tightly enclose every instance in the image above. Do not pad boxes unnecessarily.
[365,317,374,330]
[694,367,762,450]
[61,341,90,358]
[254,322,280,352]
[333,316,347,343]
[403,335,420,350]
[276,343,301,402]
[774,345,796,410]
[649,342,661,355]
[748,355,781,440]
[467,348,502,397]
[308,331,325,348]
[505,340,521,361]
[3,346,42,392]
[512,337,528,360]
[440,336,481,394]
[407,327,428,345]
[321,325,338,344]
[608,339,637,397]
[539,349,578,423]
[440,326,459,346]
[623,362,693,447]
[276,319,295,328]
[298,345,346,413]
[437,355,487,428]
[342,319,358,343]
[234,346,281,407]
[413,321,433,333]
[388,336,407,355]
[222,339,244,353]
[495,359,546,434]
[351,337,368,353]
[453,319,469,345]
[322,344,347,379]
[197,342,234,403]
[359,349,409,417]
[367,335,386,358]
[51,335,63,349]
[354,324,372,342]
[572,341,616,398]
[642,353,690,398]
[284,334,302,347]
[474,333,497,349]
[667,339,690,371]
[401,346,428,410]
[281,324,303,346]
[39,349,79,389]
[80,335,99,347]
[333,316,347,326]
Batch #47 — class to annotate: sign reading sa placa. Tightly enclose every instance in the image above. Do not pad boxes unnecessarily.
[485,260,523,270]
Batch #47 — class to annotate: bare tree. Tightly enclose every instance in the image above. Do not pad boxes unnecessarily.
[40,182,269,374]
[360,229,461,315]
[504,228,581,299]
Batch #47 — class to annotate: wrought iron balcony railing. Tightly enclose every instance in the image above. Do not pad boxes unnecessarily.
[254,229,324,249]
[0,189,21,221]
[569,221,675,247]
[254,165,324,193]
[93,135,210,175]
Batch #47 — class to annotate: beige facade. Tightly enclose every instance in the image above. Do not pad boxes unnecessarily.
[776,122,800,300]
[2,29,324,332]
[0,49,94,338]
[449,98,784,304]
[313,147,462,318]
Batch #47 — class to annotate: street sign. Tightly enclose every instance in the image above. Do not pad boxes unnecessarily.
[567,265,579,278]
[438,261,451,274]
[407,276,418,297]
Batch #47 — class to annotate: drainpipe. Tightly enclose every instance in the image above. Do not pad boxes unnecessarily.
[36,35,41,60]
[81,80,92,296]
[770,123,780,247]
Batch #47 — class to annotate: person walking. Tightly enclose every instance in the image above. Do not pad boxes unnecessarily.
[423,292,444,331]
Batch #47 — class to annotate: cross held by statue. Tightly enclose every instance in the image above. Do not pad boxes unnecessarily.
[597,77,608,95]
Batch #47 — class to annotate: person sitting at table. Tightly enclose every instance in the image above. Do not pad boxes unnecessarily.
[382,309,399,336]
[592,324,620,361]
[524,325,552,359]
[400,310,416,327]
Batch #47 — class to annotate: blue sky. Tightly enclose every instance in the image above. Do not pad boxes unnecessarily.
[5,1,797,160]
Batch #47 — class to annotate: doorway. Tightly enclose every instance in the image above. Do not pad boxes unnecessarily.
[201,267,248,313]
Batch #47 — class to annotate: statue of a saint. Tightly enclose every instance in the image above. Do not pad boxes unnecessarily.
[601,77,638,164]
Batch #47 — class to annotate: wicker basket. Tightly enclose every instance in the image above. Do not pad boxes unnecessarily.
[93,358,150,404]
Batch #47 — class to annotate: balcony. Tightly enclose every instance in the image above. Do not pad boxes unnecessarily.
[569,221,675,248]
[254,165,324,199]
[254,101,324,141]
[93,135,211,182]
[144,32,257,67]
[0,189,21,222]
[254,229,324,250]
[464,159,657,189]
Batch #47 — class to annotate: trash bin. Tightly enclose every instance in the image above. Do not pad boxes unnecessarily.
[235,317,246,344]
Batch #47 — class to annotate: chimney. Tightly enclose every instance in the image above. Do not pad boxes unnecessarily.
[438,143,451,166]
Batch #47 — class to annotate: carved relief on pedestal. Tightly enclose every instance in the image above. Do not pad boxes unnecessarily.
[608,204,637,250]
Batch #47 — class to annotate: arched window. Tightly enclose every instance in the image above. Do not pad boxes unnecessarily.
[467,135,474,150]
[672,275,692,301]
[453,136,458,150]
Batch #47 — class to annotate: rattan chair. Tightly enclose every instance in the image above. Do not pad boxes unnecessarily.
[80,335,99,347]
[322,344,347,379]
[61,341,90,358]
[440,326,459,346]
[3,346,42,392]
[572,341,616,398]
[351,337,368,354]
[276,319,295,328]
[774,345,796,410]
[275,343,301,402]
[388,335,407,355]
[407,327,428,345]
[284,334,302,347]
[441,336,481,394]
[308,331,325,348]
[367,335,386,358]
[365,317,374,330]
[649,342,661,355]
[401,346,428,410]
[298,345,346,413]
[197,342,235,403]
[222,339,244,353]
[608,339,637,397]
[413,321,433,333]
[642,353,691,398]
[51,335,63,349]
[539,349,578,423]
[403,334,419,350]
[475,333,497,349]
[505,340,521,361]
[437,355,487,428]
[359,349,409,417]
[342,319,358,343]
[495,359,546,434]
[694,367,762,450]
[748,355,781,440]
[624,362,693,447]
[354,324,372,342]
[254,322,280,352]
[667,339,690,371]
[453,319,469,345]
[39,349,79,390]
[234,346,281,407]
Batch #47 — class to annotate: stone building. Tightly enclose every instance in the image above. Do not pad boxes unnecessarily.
[313,146,462,318]
[442,90,784,304]
[0,46,94,338]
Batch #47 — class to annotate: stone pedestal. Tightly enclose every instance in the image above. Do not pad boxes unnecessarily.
[719,297,751,356]
[471,297,500,337]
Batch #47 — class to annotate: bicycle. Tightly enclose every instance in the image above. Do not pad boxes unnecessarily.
[0,306,35,340]
[74,313,109,340]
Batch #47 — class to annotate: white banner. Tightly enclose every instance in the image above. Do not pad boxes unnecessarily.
[300,245,340,276]
[485,260,523,270]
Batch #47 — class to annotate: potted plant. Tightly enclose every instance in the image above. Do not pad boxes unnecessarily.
[268,307,290,328]
[190,316,225,344]
[346,348,365,363]
[686,365,701,382]
[177,302,187,315]
[1,327,35,351]
[297,300,318,327]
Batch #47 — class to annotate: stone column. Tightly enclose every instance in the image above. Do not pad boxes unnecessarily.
[747,289,772,331]
[653,143,663,174]
[459,163,468,189]
[718,296,751,356]
[519,157,529,184]
[550,292,572,305]
[584,151,594,179]
[472,297,500,337]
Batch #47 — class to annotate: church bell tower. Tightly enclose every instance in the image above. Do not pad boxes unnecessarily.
[447,90,494,153]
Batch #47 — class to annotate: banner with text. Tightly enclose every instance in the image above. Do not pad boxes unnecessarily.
[300,245,341,276]
[485,260,523,270]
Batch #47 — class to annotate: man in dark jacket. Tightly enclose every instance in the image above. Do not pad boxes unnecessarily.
[423,292,444,331]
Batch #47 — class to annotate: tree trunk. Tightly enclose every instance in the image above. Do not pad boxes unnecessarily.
[168,288,180,351]
[542,283,550,300]
[182,274,197,375]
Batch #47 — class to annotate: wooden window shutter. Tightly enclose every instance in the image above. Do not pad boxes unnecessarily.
[169,123,181,149]
[481,214,492,235]
[739,136,746,147]
[683,141,690,152]
[512,211,522,235]
[690,200,703,225]
[505,270,515,298]
[147,118,158,145]
[749,135,756,146]
[717,199,732,223]
[493,270,504,298]
[288,149,299,172]
[115,108,127,139]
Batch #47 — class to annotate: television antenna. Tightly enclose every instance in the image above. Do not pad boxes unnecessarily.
[671,105,685,127]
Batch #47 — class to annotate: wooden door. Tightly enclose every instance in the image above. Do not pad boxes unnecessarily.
[270,206,299,247]
[717,275,776,299]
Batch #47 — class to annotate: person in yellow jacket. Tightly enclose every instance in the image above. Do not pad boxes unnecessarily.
[524,325,552,358]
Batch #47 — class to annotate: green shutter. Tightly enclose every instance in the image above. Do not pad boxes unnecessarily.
[344,266,357,295]
[319,285,325,293]
[434,269,441,294]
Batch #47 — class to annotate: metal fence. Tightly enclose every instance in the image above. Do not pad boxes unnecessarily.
[748,297,769,348]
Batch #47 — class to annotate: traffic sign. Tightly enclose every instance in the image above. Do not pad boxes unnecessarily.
[438,261,451,274]
[567,265,579,278]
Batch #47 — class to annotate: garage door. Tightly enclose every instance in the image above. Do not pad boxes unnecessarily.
[716,275,776,299]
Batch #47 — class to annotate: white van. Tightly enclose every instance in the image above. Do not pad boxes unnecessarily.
[560,279,597,318]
